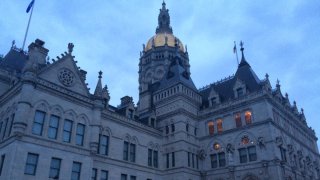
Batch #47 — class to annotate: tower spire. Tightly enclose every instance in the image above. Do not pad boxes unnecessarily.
[94,71,103,97]
[156,1,173,34]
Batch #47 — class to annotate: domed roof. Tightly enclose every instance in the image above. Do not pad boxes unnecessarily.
[145,33,184,52]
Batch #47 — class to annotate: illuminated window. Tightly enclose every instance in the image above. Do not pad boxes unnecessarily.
[208,122,214,135]
[217,119,223,134]
[235,113,242,128]
[245,111,252,124]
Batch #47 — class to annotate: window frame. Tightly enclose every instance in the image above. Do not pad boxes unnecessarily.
[62,119,73,143]
[32,111,46,136]
[24,153,39,175]
[49,157,61,179]
[48,115,59,139]
[71,161,82,180]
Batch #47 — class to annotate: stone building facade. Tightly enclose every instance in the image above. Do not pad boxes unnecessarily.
[0,2,319,180]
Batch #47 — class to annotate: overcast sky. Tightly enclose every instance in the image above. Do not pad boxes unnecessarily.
[1,0,320,146]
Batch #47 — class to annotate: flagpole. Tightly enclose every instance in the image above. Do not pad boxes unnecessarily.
[22,0,35,51]
[234,41,239,65]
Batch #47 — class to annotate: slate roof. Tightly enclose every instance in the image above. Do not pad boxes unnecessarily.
[0,48,28,72]
[157,56,197,92]
[199,55,263,108]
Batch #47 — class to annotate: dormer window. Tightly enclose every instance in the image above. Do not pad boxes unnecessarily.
[210,97,217,106]
[237,88,244,97]
[128,109,134,119]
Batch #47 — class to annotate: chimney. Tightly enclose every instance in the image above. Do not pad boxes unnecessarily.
[28,39,49,64]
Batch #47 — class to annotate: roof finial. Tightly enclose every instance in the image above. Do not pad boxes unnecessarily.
[68,43,74,54]
[238,41,250,67]
[162,0,166,9]
[156,0,172,34]
[11,40,15,48]
[265,73,269,80]
[98,70,103,79]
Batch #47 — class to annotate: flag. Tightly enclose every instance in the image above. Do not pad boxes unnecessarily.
[26,0,35,13]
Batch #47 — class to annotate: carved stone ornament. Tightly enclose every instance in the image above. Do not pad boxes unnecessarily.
[258,137,265,148]
[226,143,234,153]
[275,136,283,146]
[197,149,206,160]
[58,68,75,87]
[287,144,294,154]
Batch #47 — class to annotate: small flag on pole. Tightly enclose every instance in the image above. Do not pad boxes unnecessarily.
[26,0,35,13]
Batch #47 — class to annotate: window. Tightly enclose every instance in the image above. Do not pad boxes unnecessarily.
[172,152,175,167]
[194,127,197,136]
[235,113,242,128]
[150,118,155,127]
[196,155,199,169]
[186,123,189,132]
[121,174,127,180]
[210,97,217,106]
[188,152,191,167]
[166,153,169,168]
[130,176,136,180]
[63,120,73,143]
[208,121,214,135]
[237,88,244,97]
[245,111,252,124]
[92,168,97,180]
[99,135,109,155]
[76,123,85,146]
[123,141,129,161]
[130,143,136,162]
[32,111,45,136]
[248,146,257,161]
[71,162,81,180]
[210,154,218,168]
[239,148,247,163]
[210,152,226,168]
[165,126,169,134]
[24,153,39,175]
[49,158,61,179]
[48,115,59,139]
[0,154,5,176]
[128,109,134,119]
[1,119,8,139]
[171,123,175,132]
[101,170,108,180]
[153,150,158,168]
[217,119,223,134]
[148,149,152,166]
[192,153,195,168]
[218,152,226,167]
[8,114,15,137]
[280,146,287,162]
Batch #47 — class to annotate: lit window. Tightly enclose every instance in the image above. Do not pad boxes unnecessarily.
[245,111,252,124]
[235,113,242,128]
[217,119,223,134]
[24,153,39,175]
[101,170,108,180]
[49,158,61,179]
[208,121,214,135]
[63,120,73,143]
[48,115,59,139]
[75,123,85,146]
[98,135,109,155]
[32,111,45,136]
[71,162,81,180]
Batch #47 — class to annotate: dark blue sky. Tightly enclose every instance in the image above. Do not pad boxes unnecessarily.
[1,0,320,146]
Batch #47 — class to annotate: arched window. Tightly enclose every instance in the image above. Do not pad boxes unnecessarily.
[235,113,242,128]
[245,111,252,124]
[217,119,223,134]
[208,122,214,135]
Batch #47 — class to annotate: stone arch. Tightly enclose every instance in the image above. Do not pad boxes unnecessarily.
[50,105,64,117]
[242,173,259,180]
[33,100,50,112]
[102,126,112,137]
[147,141,154,149]
[123,134,131,142]
[77,114,89,125]
[64,109,77,121]
[131,136,139,145]
[154,143,160,151]
[233,131,257,148]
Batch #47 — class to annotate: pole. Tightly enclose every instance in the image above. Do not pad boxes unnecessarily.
[234,41,239,65]
[22,0,35,51]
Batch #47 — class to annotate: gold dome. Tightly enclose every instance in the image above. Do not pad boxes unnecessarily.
[145,33,184,52]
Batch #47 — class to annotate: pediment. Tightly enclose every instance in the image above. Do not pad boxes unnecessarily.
[37,55,89,96]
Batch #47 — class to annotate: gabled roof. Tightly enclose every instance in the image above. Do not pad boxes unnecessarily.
[157,56,197,92]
